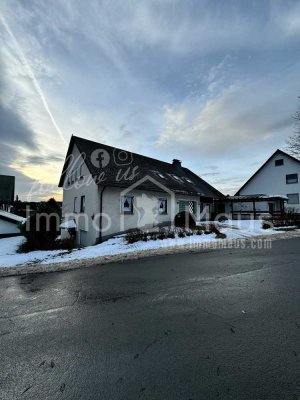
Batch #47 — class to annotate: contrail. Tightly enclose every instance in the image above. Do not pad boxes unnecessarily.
[0,15,67,144]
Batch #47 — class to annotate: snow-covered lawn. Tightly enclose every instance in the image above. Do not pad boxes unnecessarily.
[0,220,295,270]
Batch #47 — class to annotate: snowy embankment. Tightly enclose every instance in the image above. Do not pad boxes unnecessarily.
[0,220,296,271]
[0,236,68,268]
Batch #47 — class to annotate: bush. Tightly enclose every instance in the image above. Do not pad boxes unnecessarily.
[174,211,196,228]
[216,232,227,239]
[125,230,143,244]
[19,198,62,252]
[262,221,272,230]
[167,232,175,239]
[217,215,228,222]
[263,208,300,229]
[157,231,167,240]
[18,237,76,253]
[124,224,226,243]
[55,237,77,250]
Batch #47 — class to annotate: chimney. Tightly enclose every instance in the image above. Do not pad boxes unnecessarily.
[172,159,182,168]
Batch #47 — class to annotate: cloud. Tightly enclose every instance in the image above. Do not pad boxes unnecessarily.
[158,63,300,158]
[0,103,37,149]
[0,0,299,199]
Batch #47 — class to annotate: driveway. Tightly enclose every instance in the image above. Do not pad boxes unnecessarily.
[0,238,300,399]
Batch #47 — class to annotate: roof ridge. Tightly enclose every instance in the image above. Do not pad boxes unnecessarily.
[235,148,300,195]
[73,135,176,168]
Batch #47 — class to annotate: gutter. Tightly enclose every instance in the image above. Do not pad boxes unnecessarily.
[99,185,107,243]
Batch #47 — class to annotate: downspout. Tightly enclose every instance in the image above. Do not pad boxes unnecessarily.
[199,194,201,222]
[99,185,107,243]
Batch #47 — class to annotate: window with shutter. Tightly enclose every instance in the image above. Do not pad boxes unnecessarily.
[158,198,167,214]
[122,196,133,214]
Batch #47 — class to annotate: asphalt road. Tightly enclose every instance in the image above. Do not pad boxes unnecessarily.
[0,238,300,400]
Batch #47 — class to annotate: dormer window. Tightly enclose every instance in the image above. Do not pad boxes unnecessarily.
[275,159,284,166]
[184,177,193,183]
[170,174,182,182]
[156,172,165,179]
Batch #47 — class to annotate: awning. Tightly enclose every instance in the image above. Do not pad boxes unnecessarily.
[60,219,77,229]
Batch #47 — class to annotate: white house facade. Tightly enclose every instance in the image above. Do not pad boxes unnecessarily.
[59,136,224,246]
[236,149,300,213]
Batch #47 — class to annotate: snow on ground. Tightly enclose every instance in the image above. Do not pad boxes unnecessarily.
[0,236,68,268]
[0,220,287,270]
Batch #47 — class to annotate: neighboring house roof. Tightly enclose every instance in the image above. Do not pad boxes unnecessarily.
[59,135,224,198]
[235,149,300,196]
[0,175,15,202]
[224,194,288,202]
[0,210,26,224]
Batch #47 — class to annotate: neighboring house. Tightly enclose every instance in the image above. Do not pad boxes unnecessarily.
[0,210,26,238]
[58,136,224,246]
[235,149,300,214]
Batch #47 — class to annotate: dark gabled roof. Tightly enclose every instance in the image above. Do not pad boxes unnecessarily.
[58,135,224,198]
[236,149,300,195]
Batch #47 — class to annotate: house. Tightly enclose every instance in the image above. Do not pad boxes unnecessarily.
[234,149,300,215]
[58,136,224,246]
[0,210,26,238]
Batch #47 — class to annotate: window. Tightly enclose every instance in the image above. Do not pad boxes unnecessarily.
[170,174,182,181]
[184,177,193,183]
[156,172,165,179]
[158,198,167,214]
[287,193,299,204]
[74,169,78,181]
[80,196,85,213]
[67,176,71,186]
[74,197,77,213]
[275,159,284,166]
[122,195,133,214]
[286,174,298,184]
[79,164,83,177]
[189,201,196,215]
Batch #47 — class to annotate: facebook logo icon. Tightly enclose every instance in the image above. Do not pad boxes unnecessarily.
[91,149,110,168]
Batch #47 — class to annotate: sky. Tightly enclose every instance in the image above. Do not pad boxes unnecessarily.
[0,0,300,201]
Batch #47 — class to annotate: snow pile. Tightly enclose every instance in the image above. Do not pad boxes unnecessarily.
[0,220,288,269]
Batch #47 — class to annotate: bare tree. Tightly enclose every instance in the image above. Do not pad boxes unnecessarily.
[286,101,300,158]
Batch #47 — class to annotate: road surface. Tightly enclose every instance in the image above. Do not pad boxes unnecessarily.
[0,237,300,399]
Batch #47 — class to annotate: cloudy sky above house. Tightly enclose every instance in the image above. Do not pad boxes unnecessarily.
[0,0,300,200]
